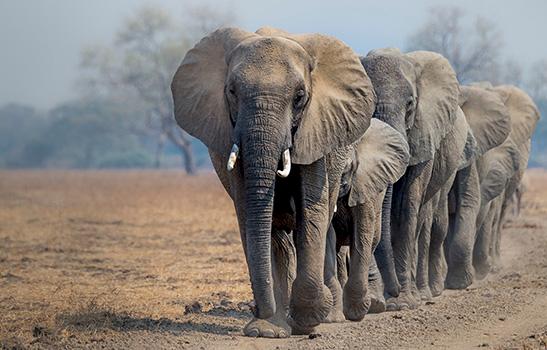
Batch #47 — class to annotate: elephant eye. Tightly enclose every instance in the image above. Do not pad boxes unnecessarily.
[407,96,415,109]
[294,89,306,109]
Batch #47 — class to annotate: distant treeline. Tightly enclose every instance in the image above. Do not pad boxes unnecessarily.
[0,98,545,169]
[0,99,210,169]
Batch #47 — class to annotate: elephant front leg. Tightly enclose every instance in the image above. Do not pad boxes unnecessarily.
[343,201,376,321]
[388,162,432,311]
[428,190,450,297]
[416,198,435,301]
[289,161,333,334]
[445,164,479,290]
[324,225,345,323]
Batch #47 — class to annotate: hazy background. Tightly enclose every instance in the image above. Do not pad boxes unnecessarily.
[1,0,546,170]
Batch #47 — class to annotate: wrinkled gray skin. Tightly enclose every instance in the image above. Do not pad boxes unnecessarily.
[360,48,466,310]
[412,105,474,300]
[325,119,409,321]
[171,27,375,337]
[442,85,512,290]
[472,85,539,279]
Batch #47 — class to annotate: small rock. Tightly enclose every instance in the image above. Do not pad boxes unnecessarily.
[309,333,322,339]
[478,343,489,347]
[425,301,435,305]
[184,301,203,314]
[392,314,403,319]
[499,316,506,321]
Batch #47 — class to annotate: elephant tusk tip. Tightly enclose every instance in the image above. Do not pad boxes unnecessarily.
[276,169,290,178]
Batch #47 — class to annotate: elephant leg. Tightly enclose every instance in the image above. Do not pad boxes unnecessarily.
[337,245,349,291]
[388,161,432,311]
[429,180,452,297]
[343,200,376,321]
[473,201,495,280]
[324,225,345,323]
[289,160,333,334]
[374,184,401,298]
[489,195,504,272]
[445,164,479,290]
[368,256,386,314]
[416,198,435,301]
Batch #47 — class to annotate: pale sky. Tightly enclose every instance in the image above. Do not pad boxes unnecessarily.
[1,0,546,109]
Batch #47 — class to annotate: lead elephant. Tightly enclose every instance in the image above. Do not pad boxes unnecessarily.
[360,48,464,310]
[171,27,375,337]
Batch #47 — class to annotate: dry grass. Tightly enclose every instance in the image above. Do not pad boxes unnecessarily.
[0,170,250,347]
[1,169,546,349]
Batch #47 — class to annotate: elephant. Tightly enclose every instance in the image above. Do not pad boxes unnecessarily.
[472,85,539,279]
[325,118,409,322]
[441,85,511,290]
[170,27,376,337]
[412,103,476,300]
[359,48,465,310]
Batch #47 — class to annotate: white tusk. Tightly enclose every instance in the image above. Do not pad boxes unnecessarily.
[277,149,291,178]
[226,144,239,171]
[334,204,337,213]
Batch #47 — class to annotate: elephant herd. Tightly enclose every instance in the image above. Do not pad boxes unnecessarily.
[170,27,540,338]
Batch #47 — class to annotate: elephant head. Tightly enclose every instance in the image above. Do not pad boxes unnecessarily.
[361,48,460,165]
[347,119,410,207]
[476,85,540,202]
[459,85,511,157]
[171,27,375,318]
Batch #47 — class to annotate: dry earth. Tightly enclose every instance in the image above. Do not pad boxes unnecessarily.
[0,170,546,349]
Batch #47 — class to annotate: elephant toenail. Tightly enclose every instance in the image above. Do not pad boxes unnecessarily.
[247,328,259,337]
[262,329,275,338]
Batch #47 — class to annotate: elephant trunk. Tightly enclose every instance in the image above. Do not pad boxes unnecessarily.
[241,109,286,319]
[373,103,406,137]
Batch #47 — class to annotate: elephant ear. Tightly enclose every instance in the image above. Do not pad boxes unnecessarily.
[405,51,460,165]
[456,107,479,170]
[171,28,257,155]
[348,119,410,207]
[493,85,540,146]
[460,86,511,156]
[479,138,521,202]
[257,27,376,164]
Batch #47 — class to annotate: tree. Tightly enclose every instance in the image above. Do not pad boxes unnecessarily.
[79,5,235,173]
[406,6,506,84]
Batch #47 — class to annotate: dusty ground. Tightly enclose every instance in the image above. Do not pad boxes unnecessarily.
[0,169,546,350]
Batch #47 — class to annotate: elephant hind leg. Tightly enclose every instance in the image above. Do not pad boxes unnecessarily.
[473,202,495,280]
[416,198,435,301]
[244,229,294,338]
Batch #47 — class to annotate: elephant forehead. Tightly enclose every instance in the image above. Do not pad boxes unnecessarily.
[228,37,311,85]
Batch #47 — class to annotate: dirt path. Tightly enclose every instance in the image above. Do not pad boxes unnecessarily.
[1,170,546,349]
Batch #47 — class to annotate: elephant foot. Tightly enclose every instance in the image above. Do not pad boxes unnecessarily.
[369,294,386,314]
[386,291,419,311]
[343,286,371,321]
[445,266,474,290]
[368,277,386,314]
[429,280,444,297]
[289,284,333,331]
[417,285,433,301]
[324,308,346,323]
[474,259,491,280]
[243,315,290,338]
